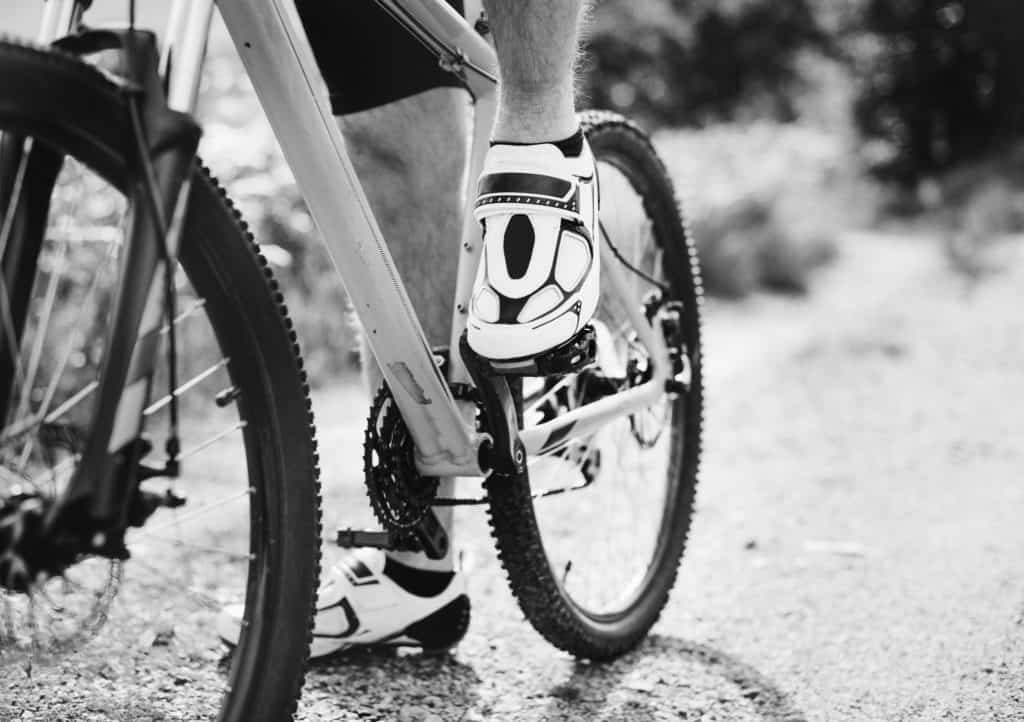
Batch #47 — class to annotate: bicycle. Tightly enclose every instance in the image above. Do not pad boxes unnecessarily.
[0,0,703,720]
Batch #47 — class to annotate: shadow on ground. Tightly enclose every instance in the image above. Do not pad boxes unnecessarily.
[297,634,805,721]
[533,635,806,722]
[301,648,480,721]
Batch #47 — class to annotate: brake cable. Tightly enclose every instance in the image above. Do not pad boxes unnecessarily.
[124,0,181,475]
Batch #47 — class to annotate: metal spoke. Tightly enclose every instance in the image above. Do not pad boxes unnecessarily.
[0,275,28,399]
[20,295,207,433]
[1,236,117,459]
[14,239,68,423]
[31,238,119,422]
[123,554,226,611]
[144,357,229,416]
[0,155,88,424]
[141,487,251,535]
[0,138,33,260]
[131,532,253,562]
[41,380,97,426]
[0,145,39,407]
[177,420,246,461]
[158,297,206,336]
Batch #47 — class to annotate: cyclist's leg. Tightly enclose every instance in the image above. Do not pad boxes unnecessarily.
[483,0,588,144]
[337,90,465,573]
[466,1,598,361]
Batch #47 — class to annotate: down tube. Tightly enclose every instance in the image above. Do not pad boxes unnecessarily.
[216,0,481,474]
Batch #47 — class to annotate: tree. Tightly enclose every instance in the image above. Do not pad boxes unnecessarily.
[852,0,1024,181]
[582,0,830,127]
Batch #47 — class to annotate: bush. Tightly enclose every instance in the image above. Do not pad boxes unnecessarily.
[851,0,1024,181]
[657,124,868,299]
[583,0,831,128]
[197,53,361,385]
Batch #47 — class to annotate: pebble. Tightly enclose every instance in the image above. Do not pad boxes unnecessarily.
[397,704,426,722]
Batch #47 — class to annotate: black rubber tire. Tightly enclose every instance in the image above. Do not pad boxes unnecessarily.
[485,110,704,660]
[0,40,321,721]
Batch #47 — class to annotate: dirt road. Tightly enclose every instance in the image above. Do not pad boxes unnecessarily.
[301,234,1024,721]
[6,233,1021,721]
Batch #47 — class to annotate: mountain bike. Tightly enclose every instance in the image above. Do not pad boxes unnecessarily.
[0,0,703,719]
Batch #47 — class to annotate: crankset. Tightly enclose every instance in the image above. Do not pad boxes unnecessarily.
[337,381,450,559]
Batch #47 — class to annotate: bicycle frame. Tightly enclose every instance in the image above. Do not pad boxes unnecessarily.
[37,0,673,481]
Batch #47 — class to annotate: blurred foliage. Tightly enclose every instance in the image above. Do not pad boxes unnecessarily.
[582,0,833,127]
[197,53,359,384]
[659,124,872,298]
[851,0,1024,182]
[585,0,1024,183]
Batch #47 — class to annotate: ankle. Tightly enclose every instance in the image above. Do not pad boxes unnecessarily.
[493,90,577,145]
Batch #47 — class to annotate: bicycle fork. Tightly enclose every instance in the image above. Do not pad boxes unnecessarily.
[24,27,201,550]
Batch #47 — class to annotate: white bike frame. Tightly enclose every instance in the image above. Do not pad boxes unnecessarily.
[38,0,673,478]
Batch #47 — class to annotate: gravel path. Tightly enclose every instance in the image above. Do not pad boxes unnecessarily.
[303,233,1024,721]
[7,233,1024,720]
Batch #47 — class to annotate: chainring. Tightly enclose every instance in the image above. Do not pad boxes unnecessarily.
[362,383,440,539]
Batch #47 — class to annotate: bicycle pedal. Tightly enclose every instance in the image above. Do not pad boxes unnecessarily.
[336,529,399,550]
[335,520,449,559]
[479,325,598,377]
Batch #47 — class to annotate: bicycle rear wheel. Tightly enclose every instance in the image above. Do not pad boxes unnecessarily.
[485,111,704,660]
[0,41,320,720]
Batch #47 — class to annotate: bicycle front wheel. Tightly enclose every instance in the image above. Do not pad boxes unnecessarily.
[0,40,320,720]
[485,111,704,660]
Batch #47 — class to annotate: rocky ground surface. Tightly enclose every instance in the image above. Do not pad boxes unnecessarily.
[5,233,1024,721]
[295,233,1024,721]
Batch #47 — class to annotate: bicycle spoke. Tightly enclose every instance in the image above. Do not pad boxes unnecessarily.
[25,294,207,432]
[178,420,246,461]
[13,239,68,423]
[144,357,229,416]
[0,145,32,403]
[41,380,97,427]
[31,238,119,419]
[1,234,117,462]
[132,532,253,562]
[0,275,28,399]
[141,487,251,536]
[125,554,227,612]
[158,297,206,336]
[0,139,32,260]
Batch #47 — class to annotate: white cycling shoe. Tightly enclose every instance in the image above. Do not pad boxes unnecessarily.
[217,549,469,659]
[467,136,600,361]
